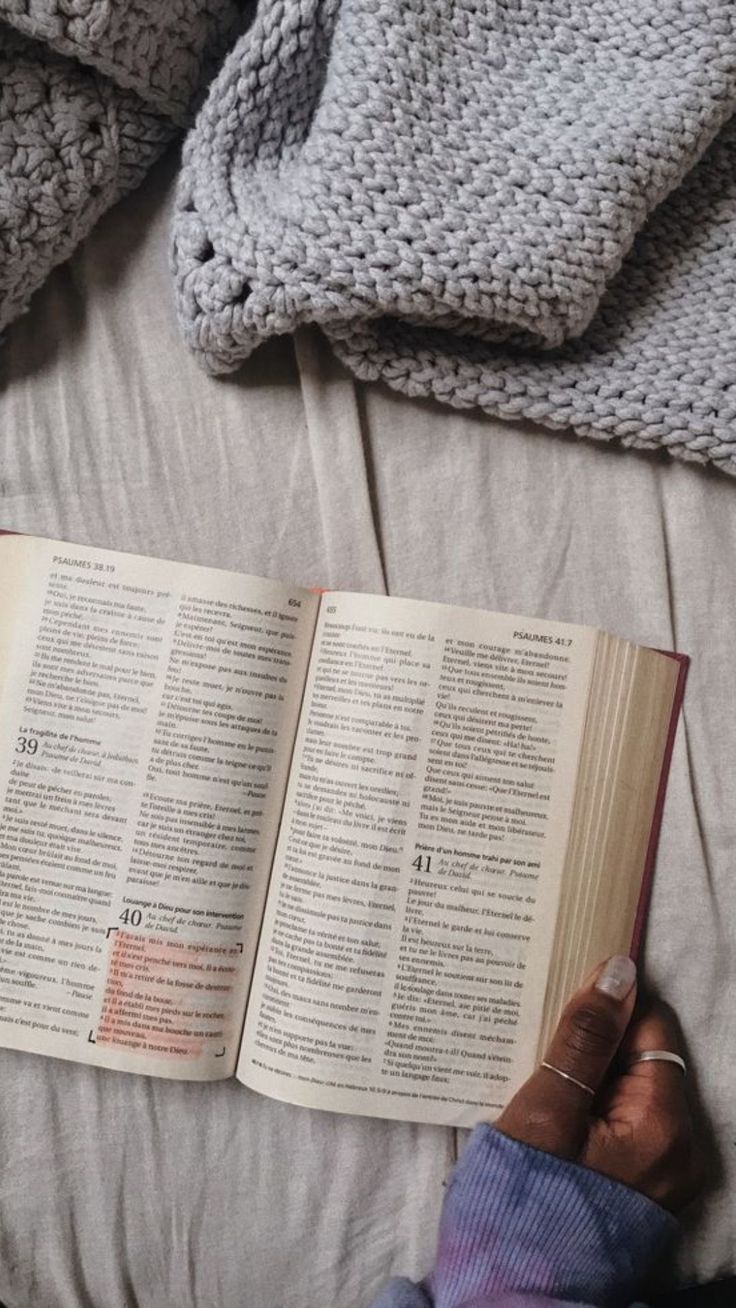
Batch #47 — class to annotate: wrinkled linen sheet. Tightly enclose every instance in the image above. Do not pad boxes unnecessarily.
[0,153,734,1307]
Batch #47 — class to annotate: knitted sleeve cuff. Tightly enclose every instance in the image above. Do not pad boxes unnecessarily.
[427,1125,677,1308]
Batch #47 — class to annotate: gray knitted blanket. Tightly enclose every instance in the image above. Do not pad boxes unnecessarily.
[4,2,736,476]
[172,0,736,476]
[0,0,244,334]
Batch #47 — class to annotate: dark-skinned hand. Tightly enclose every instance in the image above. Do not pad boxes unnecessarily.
[494,956,702,1213]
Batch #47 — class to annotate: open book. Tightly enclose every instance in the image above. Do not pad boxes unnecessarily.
[0,533,686,1126]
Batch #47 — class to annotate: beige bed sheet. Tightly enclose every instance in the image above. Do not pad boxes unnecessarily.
[0,150,733,1305]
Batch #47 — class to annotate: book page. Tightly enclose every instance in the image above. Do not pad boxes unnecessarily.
[0,535,318,1079]
[239,591,596,1125]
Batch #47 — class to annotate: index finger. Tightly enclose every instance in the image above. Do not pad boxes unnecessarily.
[618,999,688,1104]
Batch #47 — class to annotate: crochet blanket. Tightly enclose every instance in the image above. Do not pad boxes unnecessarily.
[0,0,245,334]
[172,1,736,476]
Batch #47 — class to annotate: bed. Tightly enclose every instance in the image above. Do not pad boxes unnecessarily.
[0,148,733,1307]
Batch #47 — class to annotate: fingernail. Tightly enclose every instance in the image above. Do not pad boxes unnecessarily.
[595,955,637,1001]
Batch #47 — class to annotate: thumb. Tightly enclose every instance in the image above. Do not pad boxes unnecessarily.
[495,955,637,1159]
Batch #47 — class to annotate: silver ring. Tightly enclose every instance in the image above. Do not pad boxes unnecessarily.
[540,1060,596,1097]
[627,1050,686,1076]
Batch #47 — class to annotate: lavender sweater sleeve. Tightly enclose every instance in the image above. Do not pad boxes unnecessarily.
[369,1125,677,1308]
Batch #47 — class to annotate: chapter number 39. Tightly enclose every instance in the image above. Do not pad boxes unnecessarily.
[15,735,39,755]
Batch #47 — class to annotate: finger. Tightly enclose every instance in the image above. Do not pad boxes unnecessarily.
[544,955,638,1095]
[594,998,687,1117]
[496,955,637,1158]
[618,999,688,1103]
[584,998,697,1211]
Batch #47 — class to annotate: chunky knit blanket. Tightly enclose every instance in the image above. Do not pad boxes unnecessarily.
[0,0,244,334]
[172,1,736,476]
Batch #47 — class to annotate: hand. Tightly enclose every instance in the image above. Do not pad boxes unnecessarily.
[494,956,702,1213]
